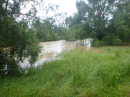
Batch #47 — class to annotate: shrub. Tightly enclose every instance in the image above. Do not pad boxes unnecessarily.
[102,34,121,46]
[91,39,102,47]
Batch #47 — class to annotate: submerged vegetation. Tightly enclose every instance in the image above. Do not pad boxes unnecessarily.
[1,46,130,96]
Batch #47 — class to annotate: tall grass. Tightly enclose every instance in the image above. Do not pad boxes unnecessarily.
[0,46,130,96]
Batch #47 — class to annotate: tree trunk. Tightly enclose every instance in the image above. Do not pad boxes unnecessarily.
[5,0,9,13]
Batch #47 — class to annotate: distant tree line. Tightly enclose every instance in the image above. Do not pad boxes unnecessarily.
[34,17,66,41]
[32,12,75,42]
[65,0,130,46]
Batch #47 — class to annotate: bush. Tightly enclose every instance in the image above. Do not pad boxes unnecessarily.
[91,39,102,47]
[102,34,121,46]
[112,37,121,45]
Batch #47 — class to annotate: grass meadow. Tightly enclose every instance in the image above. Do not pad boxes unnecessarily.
[0,46,130,97]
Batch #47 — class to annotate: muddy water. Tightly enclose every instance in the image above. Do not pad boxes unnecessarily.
[20,40,101,67]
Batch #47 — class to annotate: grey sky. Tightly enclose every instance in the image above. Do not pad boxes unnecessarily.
[37,0,78,17]
[20,0,87,24]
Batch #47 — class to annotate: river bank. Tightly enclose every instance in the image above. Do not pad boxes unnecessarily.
[1,46,130,96]
[20,40,91,67]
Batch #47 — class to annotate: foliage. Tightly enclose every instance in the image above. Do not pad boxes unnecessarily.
[91,38,102,47]
[34,17,74,42]
[65,0,130,45]
[102,34,121,46]
[1,47,130,96]
[0,0,41,76]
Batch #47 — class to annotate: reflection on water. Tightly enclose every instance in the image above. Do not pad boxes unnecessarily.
[20,40,99,67]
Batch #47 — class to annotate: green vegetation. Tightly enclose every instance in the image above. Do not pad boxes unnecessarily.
[0,0,61,75]
[34,16,70,42]
[1,46,130,96]
[1,2,130,97]
[66,0,130,45]
[0,0,71,75]
[0,0,130,96]
[0,0,42,76]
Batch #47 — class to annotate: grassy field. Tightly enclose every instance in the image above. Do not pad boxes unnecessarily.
[0,46,130,97]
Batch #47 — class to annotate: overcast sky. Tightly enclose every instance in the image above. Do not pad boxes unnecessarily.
[20,0,88,24]
[36,0,78,17]
[21,0,89,17]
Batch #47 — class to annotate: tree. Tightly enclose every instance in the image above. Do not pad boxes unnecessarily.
[0,0,41,76]
[65,0,130,45]
[108,0,130,42]
[34,15,69,42]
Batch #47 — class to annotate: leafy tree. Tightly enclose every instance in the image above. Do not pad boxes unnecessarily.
[0,0,41,76]
[108,0,130,42]
[65,0,130,45]
[34,15,69,42]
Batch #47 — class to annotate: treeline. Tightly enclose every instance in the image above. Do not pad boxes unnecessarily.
[33,16,76,42]
[65,0,130,46]
[34,18,65,41]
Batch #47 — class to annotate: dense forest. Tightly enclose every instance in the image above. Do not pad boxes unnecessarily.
[0,0,130,75]
[66,0,130,46]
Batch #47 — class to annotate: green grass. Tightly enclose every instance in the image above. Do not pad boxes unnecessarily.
[1,46,130,96]
[96,46,130,54]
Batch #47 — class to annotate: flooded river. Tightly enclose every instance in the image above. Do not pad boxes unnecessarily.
[20,40,94,67]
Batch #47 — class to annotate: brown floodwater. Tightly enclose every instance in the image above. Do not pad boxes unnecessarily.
[20,40,102,67]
